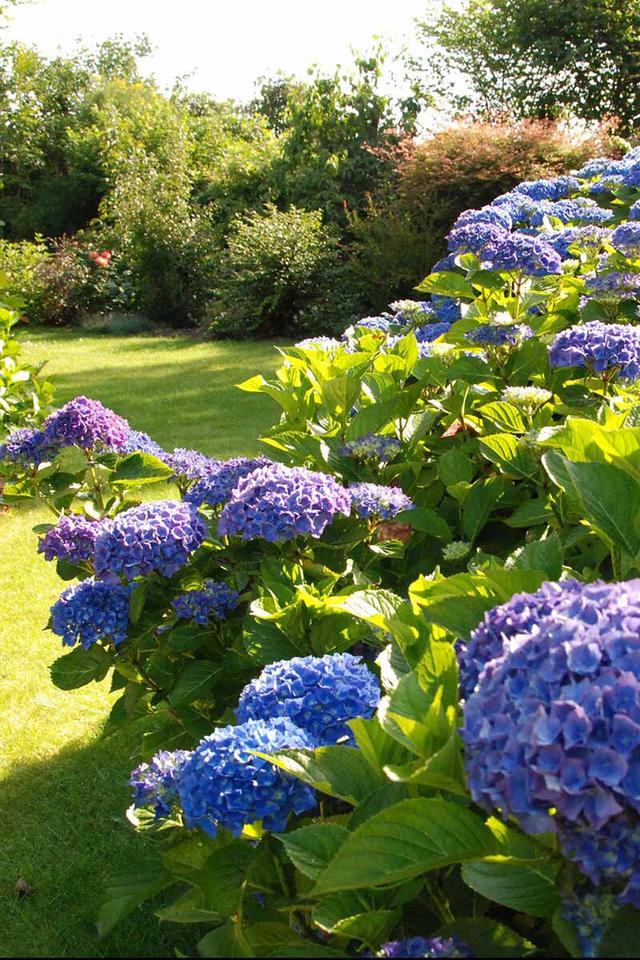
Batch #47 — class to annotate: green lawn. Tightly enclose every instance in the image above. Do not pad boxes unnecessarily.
[0,330,281,958]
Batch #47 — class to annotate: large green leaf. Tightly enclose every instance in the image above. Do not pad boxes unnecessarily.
[415,270,475,299]
[96,862,172,937]
[278,824,349,880]
[313,892,400,947]
[437,919,536,957]
[478,434,539,480]
[50,644,112,690]
[111,451,173,486]
[311,798,497,895]
[267,746,383,805]
[169,661,220,706]
[463,477,504,541]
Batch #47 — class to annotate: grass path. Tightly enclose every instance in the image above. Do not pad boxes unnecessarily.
[1,331,280,957]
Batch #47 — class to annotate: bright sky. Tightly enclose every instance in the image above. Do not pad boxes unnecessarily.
[4,0,430,102]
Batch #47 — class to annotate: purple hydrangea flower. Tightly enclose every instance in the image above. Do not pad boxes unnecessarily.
[453,205,513,231]
[163,448,218,482]
[630,201,640,221]
[530,198,614,227]
[122,430,167,459]
[515,176,580,202]
[584,272,640,302]
[549,321,640,381]
[94,500,208,580]
[172,579,239,624]
[577,157,629,179]
[561,892,617,958]
[185,457,272,508]
[463,578,640,901]
[353,316,394,333]
[432,296,462,325]
[415,322,452,343]
[348,482,413,520]
[42,396,130,451]
[611,223,640,258]
[130,750,192,819]
[50,577,132,648]
[177,717,317,836]
[479,232,562,275]
[446,222,509,255]
[430,254,460,273]
[375,937,473,958]
[236,653,381,746]
[623,162,640,188]
[340,433,402,463]
[540,227,610,259]
[218,463,350,542]
[38,514,104,564]
[465,324,533,347]
[0,427,52,465]
[490,192,537,224]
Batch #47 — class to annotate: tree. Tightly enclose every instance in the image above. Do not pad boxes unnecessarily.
[418,0,640,132]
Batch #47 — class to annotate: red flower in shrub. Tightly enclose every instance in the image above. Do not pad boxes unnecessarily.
[89,250,112,268]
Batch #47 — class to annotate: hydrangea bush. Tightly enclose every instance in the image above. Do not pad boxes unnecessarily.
[9,149,640,957]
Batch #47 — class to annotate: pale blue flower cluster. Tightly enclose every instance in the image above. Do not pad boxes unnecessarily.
[549,321,640,381]
[185,457,272,508]
[348,482,414,520]
[340,433,401,463]
[465,324,533,347]
[611,223,640,258]
[172,579,239,624]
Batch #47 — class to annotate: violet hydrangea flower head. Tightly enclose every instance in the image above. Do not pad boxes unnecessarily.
[479,232,562,275]
[185,456,272,509]
[530,198,614,227]
[236,652,381,746]
[177,717,317,836]
[122,430,166,459]
[42,396,130,451]
[561,891,617,958]
[540,226,610,259]
[584,272,640,302]
[490,191,537,224]
[415,322,452,343]
[0,427,52,465]
[452,205,513,231]
[549,321,640,381]
[611,223,640,258]
[50,577,132,648]
[218,463,350,542]
[340,433,401,463]
[348,482,413,521]
[162,447,218,482]
[463,578,640,902]
[94,500,208,580]
[130,750,192,819]
[172,579,239,625]
[577,157,629,179]
[375,937,473,958]
[446,221,508,255]
[515,176,580,202]
[38,513,103,564]
[465,323,533,347]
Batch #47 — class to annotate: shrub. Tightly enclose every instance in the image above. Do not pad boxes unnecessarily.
[207,204,357,337]
[10,148,640,957]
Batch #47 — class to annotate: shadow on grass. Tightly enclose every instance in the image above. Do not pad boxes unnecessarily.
[1,729,196,959]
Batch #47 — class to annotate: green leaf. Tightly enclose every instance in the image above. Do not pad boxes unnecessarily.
[169,661,220,706]
[504,498,549,528]
[278,824,349,879]
[267,746,383,805]
[506,532,563,579]
[313,894,400,946]
[438,919,536,957]
[97,862,172,937]
[478,401,525,433]
[438,449,474,488]
[597,906,640,958]
[311,798,497,895]
[156,886,223,925]
[402,506,452,541]
[478,434,539,480]
[50,644,112,690]
[416,270,475,299]
[111,451,173,487]
[463,477,504,541]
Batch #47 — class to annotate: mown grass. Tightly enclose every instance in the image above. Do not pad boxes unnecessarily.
[0,330,281,958]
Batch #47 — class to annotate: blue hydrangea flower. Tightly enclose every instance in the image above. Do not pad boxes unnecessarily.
[463,578,640,901]
[465,324,533,347]
[561,892,617,958]
[236,653,381,746]
[122,430,167,459]
[163,448,218,482]
[38,514,104,564]
[446,222,509,255]
[353,316,394,333]
[340,433,401,463]
[430,254,460,273]
[172,579,239,624]
[177,717,317,836]
[611,223,640,258]
[530,198,614,227]
[415,322,452,343]
[50,577,132,648]
[218,463,351,543]
[458,579,586,700]
[479,233,562,275]
[94,500,208,580]
[432,296,462,324]
[453,205,513,231]
[375,937,473,958]
[490,192,537,225]
[623,162,640,188]
[0,427,52,465]
[185,457,272,508]
[549,321,640,381]
[42,396,130,451]
[541,227,610,259]
[515,176,580,201]
[577,157,629,179]
[585,272,640,302]
[348,482,414,520]
[630,201,640,221]
[130,750,192,819]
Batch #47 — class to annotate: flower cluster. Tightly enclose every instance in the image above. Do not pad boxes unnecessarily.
[162,447,217,482]
[501,386,552,412]
[542,227,610,259]
[463,578,640,900]
[479,232,562,275]
[94,500,208,580]
[340,433,401,463]
[491,192,537,224]
[465,324,533,347]
[561,892,617,958]
[447,221,507,255]
[172,579,239,625]
[515,176,580,202]
[584,272,640,302]
[611,223,640,258]
[389,301,434,324]
[374,937,473,958]
[442,540,471,562]
[42,396,130,451]
[185,457,272,508]
[549,321,640,381]
[530,198,614,227]
[348,482,413,520]
[236,653,381,746]
[415,322,452,343]
[218,463,351,542]
[353,316,393,333]
[295,337,343,352]
[0,427,52,465]
[130,750,192,819]
[50,577,132,648]
[122,430,166,459]
[38,514,103,564]
[176,717,317,836]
